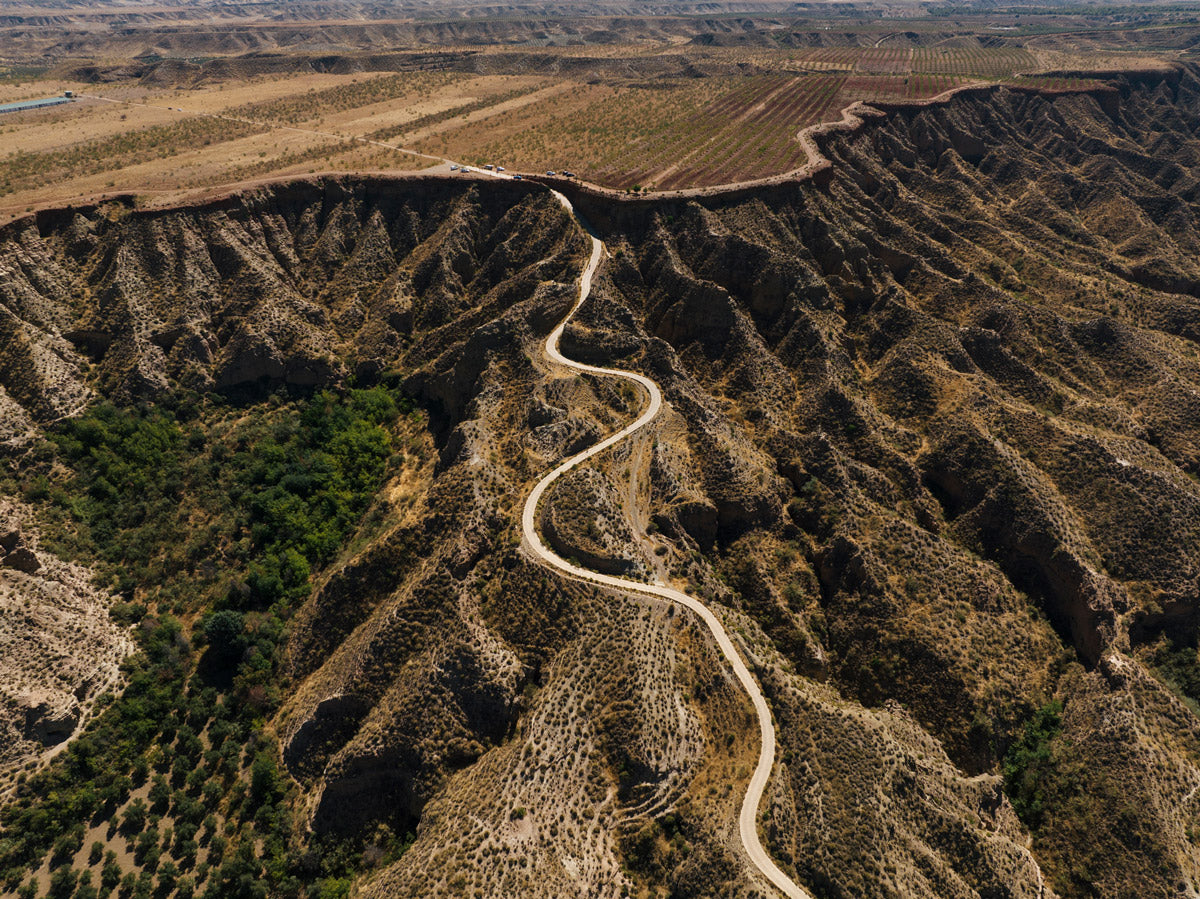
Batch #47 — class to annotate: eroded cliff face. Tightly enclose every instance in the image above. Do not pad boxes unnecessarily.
[556,68,1200,898]
[4,69,1200,899]
[0,498,132,792]
[0,177,570,424]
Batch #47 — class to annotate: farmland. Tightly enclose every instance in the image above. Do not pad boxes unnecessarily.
[371,46,1105,190]
[0,44,1133,213]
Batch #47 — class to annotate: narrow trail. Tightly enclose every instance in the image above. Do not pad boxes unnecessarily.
[519,188,812,899]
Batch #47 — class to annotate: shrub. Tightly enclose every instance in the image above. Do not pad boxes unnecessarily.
[1003,700,1064,829]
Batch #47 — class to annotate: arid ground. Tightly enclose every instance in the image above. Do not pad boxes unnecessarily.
[4,4,1200,899]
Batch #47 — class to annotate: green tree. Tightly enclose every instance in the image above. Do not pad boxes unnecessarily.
[47,866,77,899]
[155,859,178,898]
[75,871,98,899]
[147,775,170,814]
[133,825,160,870]
[202,611,245,662]
[1003,699,1064,829]
[101,852,122,892]
[249,753,281,808]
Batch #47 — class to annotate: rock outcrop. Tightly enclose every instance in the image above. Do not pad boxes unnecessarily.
[0,500,132,789]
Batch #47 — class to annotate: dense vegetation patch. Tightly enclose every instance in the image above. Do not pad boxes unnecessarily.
[1,386,420,898]
[1002,699,1065,831]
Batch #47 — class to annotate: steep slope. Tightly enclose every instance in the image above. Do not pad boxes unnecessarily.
[3,68,1200,899]
[0,497,131,793]
[555,66,1200,898]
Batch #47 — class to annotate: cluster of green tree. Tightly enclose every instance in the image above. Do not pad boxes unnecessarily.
[1002,699,1065,830]
[0,615,188,886]
[2,386,415,897]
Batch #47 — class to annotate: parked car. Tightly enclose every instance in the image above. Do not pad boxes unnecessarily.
[562,170,575,178]
[546,171,556,176]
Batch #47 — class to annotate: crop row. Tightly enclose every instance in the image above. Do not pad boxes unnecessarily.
[791,47,912,71]
[791,47,1037,80]
[598,81,791,187]
[853,48,913,74]
[435,81,728,182]
[0,116,266,196]
[381,84,547,145]
[596,76,796,185]
[795,47,881,68]
[228,71,464,126]
[911,47,1036,78]
[656,74,848,189]
[904,73,966,99]
[557,77,789,187]
[833,73,968,104]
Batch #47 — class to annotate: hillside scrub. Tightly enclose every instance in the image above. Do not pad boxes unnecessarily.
[0,386,418,894]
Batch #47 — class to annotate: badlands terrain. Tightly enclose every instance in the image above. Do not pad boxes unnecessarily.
[3,3,1200,899]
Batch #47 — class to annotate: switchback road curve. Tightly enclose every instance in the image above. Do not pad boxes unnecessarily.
[520,188,812,899]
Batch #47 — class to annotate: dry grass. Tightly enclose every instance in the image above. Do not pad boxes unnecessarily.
[0,46,1147,217]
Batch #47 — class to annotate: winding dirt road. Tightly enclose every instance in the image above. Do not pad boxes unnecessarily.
[519,188,812,899]
[70,87,813,897]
